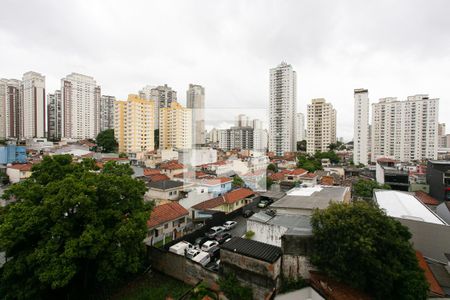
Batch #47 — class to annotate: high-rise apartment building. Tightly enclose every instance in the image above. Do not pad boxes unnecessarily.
[353,89,370,165]
[100,95,115,132]
[139,84,177,130]
[114,94,155,154]
[295,112,305,142]
[438,123,446,148]
[47,90,62,140]
[0,79,21,139]
[61,73,101,140]
[236,114,251,127]
[21,71,46,138]
[269,62,297,156]
[253,119,267,152]
[187,84,205,146]
[371,95,439,162]
[218,126,254,151]
[306,98,337,154]
[159,102,192,150]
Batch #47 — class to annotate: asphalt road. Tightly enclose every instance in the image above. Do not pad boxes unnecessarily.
[227,206,262,238]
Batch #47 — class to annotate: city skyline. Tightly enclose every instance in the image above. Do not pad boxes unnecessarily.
[1,1,449,140]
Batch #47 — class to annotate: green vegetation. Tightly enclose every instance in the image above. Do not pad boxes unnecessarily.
[119,152,128,158]
[353,179,391,198]
[154,129,159,149]
[297,151,340,172]
[244,230,255,239]
[153,235,173,248]
[218,273,252,300]
[190,282,217,300]
[0,173,9,185]
[310,202,428,300]
[267,163,278,173]
[266,177,274,189]
[296,140,307,152]
[232,175,244,188]
[96,129,118,153]
[279,276,308,294]
[0,155,152,299]
[113,272,191,300]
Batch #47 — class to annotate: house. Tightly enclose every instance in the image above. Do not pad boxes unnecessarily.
[148,174,170,182]
[143,168,161,176]
[240,169,266,191]
[159,160,186,179]
[270,186,350,216]
[6,163,33,183]
[145,180,187,204]
[298,173,318,186]
[427,160,450,201]
[146,202,189,246]
[376,158,409,191]
[196,177,232,197]
[281,168,308,182]
[191,188,255,216]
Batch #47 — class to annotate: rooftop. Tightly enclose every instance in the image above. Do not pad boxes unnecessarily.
[415,191,440,206]
[147,202,188,228]
[221,237,282,263]
[271,186,349,211]
[147,180,184,190]
[374,190,446,225]
[249,211,312,235]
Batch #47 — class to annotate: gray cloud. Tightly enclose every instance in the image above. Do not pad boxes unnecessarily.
[1,0,449,140]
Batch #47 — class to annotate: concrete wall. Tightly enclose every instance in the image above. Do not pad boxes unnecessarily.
[148,246,220,291]
[247,220,287,247]
[282,255,314,280]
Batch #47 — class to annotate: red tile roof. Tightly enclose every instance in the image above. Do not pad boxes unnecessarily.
[198,177,232,185]
[416,251,445,297]
[149,174,170,182]
[8,163,33,171]
[160,160,184,170]
[290,168,308,175]
[300,173,317,179]
[377,157,396,163]
[103,157,129,162]
[415,191,440,206]
[174,171,210,179]
[192,196,225,210]
[223,188,254,204]
[269,173,285,181]
[147,202,188,228]
[320,176,335,186]
[144,169,161,176]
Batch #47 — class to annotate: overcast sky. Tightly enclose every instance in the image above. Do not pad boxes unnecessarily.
[1,0,449,140]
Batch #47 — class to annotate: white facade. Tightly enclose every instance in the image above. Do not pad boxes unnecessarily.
[100,95,115,132]
[295,112,305,142]
[353,89,369,165]
[253,119,268,152]
[269,62,297,156]
[21,71,46,138]
[61,73,101,140]
[371,95,439,162]
[186,84,205,146]
[306,98,336,154]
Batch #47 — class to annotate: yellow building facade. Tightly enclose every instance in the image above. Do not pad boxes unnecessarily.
[114,94,155,153]
[159,102,192,150]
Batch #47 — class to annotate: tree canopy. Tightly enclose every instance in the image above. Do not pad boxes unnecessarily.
[353,179,391,198]
[296,140,307,152]
[297,154,322,172]
[267,163,278,173]
[232,175,244,188]
[310,202,428,300]
[0,155,151,299]
[96,129,118,153]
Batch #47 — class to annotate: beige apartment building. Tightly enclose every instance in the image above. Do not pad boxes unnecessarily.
[114,94,155,154]
[307,98,337,154]
[159,102,192,150]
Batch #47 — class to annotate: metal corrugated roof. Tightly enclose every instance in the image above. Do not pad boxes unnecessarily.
[221,237,282,263]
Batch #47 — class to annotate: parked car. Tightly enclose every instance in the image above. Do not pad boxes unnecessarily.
[191,251,211,266]
[169,241,194,256]
[215,232,232,244]
[205,226,225,238]
[207,245,221,260]
[201,240,219,251]
[258,199,270,208]
[243,210,255,218]
[185,248,201,259]
[194,236,210,247]
[223,221,237,230]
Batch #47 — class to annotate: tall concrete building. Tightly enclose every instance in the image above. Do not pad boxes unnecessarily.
[438,123,447,148]
[61,73,101,140]
[207,128,220,144]
[236,114,251,127]
[114,94,155,154]
[139,84,177,130]
[218,126,254,151]
[47,90,62,140]
[159,102,192,150]
[295,112,305,142]
[353,89,370,165]
[371,95,439,162]
[186,84,205,146]
[269,62,297,156]
[21,71,46,138]
[0,79,21,139]
[100,95,115,132]
[306,98,337,154]
[253,119,268,152]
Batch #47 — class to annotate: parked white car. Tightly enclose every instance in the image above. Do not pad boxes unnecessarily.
[169,241,193,256]
[191,251,211,266]
[185,248,201,259]
[201,240,219,251]
[206,226,225,238]
[223,221,237,230]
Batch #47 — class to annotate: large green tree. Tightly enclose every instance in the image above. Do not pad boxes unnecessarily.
[310,202,428,300]
[353,179,391,198]
[96,129,118,153]
[0,155,151,299]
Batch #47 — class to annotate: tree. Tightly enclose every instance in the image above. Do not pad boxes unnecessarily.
[297,154,322,172]
[0,173,9,185]
[96,129,117,153]
[310,202,428,300]
[266,177,274,190]
[267,163,278,173]
[297,140,307,152]
[0,155,151,299]
[154,129,159,149]
[353,179,391,198]
[232,175,244,188]
[314,150,340,164]
[218,273,252,300]
[328,143,338,151]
